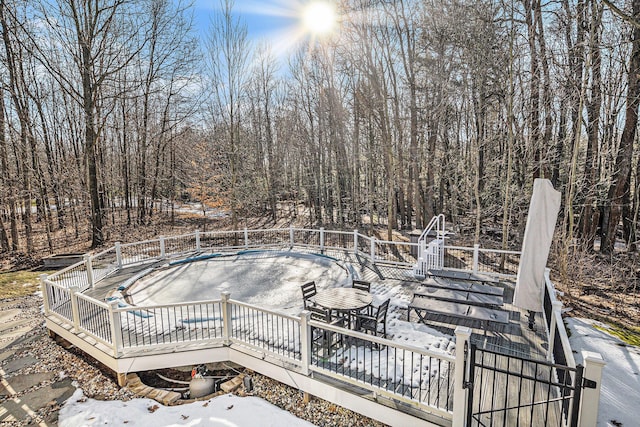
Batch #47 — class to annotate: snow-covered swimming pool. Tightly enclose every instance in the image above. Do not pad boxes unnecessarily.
[124,250,353,314]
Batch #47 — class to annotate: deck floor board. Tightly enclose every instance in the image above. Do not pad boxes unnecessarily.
[48,250,565,426]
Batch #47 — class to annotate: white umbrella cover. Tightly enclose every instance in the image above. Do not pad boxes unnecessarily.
[513,178,561,313]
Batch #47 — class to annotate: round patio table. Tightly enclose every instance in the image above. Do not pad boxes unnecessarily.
[313,287,372,312]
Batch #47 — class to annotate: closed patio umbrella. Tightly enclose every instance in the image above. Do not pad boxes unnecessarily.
[513,179,561,329]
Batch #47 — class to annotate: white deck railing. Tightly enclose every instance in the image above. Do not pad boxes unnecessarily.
[414,214,446,276]
[40,281,457,419]
[45,226,520,289]
[307,316,457,418]
[543,269,576,369]
[39,226,605,426]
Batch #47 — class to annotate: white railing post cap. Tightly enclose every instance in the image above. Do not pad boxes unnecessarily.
[300,310,312,320]
[582,351,605,366]
[454,325,472,339]
[579,350,606,427]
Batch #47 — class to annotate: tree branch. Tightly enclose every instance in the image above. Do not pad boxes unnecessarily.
[602,0,640,29]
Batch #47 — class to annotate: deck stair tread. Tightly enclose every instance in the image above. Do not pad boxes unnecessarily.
[428,269,500,284]
[421,277,504,296]
[408,297,509,324]
[414,288,503,307]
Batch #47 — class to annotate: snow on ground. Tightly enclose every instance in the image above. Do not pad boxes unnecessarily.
[174,203,228,219]
[369,280,456,353]
[59,389,315,427]
[566,318,640,427]
[57,318,640,427]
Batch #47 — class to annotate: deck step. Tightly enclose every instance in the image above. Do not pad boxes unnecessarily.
[409,297,509,325]
[220,374,245,393]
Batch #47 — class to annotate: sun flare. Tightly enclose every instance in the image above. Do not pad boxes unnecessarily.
[302,1,336,35]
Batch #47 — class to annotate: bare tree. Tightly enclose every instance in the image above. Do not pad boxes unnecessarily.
[248,42,281,221]
[206,0,251,232]
[601,0,640,253]
[35,0,148,247]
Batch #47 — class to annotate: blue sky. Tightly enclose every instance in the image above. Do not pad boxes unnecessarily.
[191,0,302,43]
[189,0,339,65]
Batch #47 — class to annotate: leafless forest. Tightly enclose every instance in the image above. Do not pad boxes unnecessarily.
[0,0,639,323]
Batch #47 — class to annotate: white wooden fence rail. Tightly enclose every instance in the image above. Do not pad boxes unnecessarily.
[40,226,603,426]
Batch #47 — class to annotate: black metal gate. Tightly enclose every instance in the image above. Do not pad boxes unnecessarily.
[464,344,595,427]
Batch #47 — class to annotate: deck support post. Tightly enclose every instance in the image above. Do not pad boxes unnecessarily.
[117,372,128,387]
[221,292,232,345]
[84,255,94,289]
[195,230,201,251]
[244,228,249,249]
[289,225,294,249]
[370,238,376,265]
[115,242,122,269]
[108,300,123,357]
[69,286,80,333]
[353,230,358,255]
[299,311,311,376]
[472,244,480,273]
[547,300,562,362]
[578,351,606,427]
[159,236,166,259]
[40,274,50,315]
[319,228,325,253]
[453,326,472,427]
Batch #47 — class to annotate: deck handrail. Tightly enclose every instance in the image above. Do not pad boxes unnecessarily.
[226,299,302,322]
[414,214,447,275]
[39,226,603,427]
[310,318,456,362]
[45,227,523,292]
[544,269,576,368]
[42,277,456,418]
[418,213,446,242]
[308,317,457,418]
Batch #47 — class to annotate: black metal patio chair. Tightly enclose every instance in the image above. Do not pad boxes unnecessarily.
[356,298,390,339]
[301,281,318,309]
[351,280,372,317]
[352,279,371,292]
[307,305,347,356]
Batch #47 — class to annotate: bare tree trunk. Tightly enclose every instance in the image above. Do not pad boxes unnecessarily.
[501,0,517,267]
[1,1,33,252]
[0,213,8,252]
[631,151,640,251]
[34,85,65,230]
[207,0,249,235]
[0,90,11,251]
[119,87,132,226]
[580,0,603,250]
[81,40,104,247]
[524,0,541,179]
[601,0,640,254]
[536,0,553,179]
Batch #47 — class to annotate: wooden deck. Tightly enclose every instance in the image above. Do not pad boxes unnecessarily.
[468,349,567,426]
[353,264,564,427]
[51,251,568,426]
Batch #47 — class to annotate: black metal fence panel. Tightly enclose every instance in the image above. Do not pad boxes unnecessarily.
[466,344,583,427]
